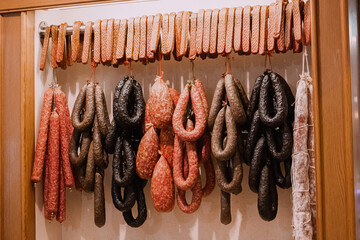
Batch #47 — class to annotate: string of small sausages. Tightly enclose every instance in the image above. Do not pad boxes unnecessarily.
[245,70,294,221]
[31,86,73,223]
[208,73,248,225]
[39,0,311,70]
[107,76,147,228]
[69,81,110,228]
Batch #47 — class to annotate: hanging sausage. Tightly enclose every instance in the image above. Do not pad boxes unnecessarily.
[209,71,247,225]
[245,69,295,221]
[31,85,73,222]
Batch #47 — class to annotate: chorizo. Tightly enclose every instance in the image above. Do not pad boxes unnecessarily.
[259,72,288,127]
[40,26,50,71]
[56,159,66,223]
[72,83,95,132]
[211,106,237,161]
[31,88,54,182]
[151,156,175,212]
[173,120,200,190]
[47,111,60,215]
[168,88,180,106]
[194,78,209,119]
[176,154,202,213]
[94,171,106,228]
[148,76,174,129]
[173,84,206,142]
[136,126,159,179]
[201,156,216,197]
[208,78,225,130]
[54,88,74,187]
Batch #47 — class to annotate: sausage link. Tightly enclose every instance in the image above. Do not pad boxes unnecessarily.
[43,149,51,220]
[245,110,261,165]
[233,7,243,52]
[247,74,265,120]
[209,9,219,55]
[265,120,293,161]
[208,78,225,130]
[173,84,206,142]
[123,177,147,227]
[69,128,91,167]
[211,106,237,161]
[139,16,147,60]
[150,14,162,53]
[93,19,101,63]
[225,7,235,54]
[201,156,216,197]
[56,159,66,223]
[51,25,58,68]
[31,88,54,182]
[257,163,278,221]
[83,141,95,193]
[54,89,74,187]
[259,72,288,127]
[224,74,247,125]
[196,9,205,55]
[105,120,118,154]
[71,83,95,132]
[136,126,159,179]
[111,178,136,212]
[114,79,145,128]
[160,127,175,168]
[251,6,261,54]
[194,78,209,119]
[215,146,242,194]
[242,6,251,54]
[189,12,197,60]
[220,190,231,225]
[146,15,155,59]
[82,21,93,64]
[173,120,200,190]
[304,0,311,46]
[248,137,266,193]
[169,88,180,106]
[151,156,175,212]
[259,6,269,55]
[176,155,202,213]
[47,111,60,215]
[202,9,212,54]
[232,77,249,112]
[95,84,110,137]
[40,26,50,70]
[94,171,106,228]
[93,117,109,169]
[71,21,82,62]
[114,137,136,186]
[217,8,227,55]
[148,76,174,129]
[272,158,292,189]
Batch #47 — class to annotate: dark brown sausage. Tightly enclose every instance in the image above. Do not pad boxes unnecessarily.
[72,83,95,132]
[94,171,106,228]
[83,141,95,193]
[208,78,225,130]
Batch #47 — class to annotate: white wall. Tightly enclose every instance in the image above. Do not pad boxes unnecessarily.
[34,1,311,239]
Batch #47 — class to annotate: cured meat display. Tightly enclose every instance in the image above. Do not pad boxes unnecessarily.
[33,2,317,237]
[108,76,148,227]
[209,73,247,224]
[69,81,110,228]
[31,86,73,222]
[245,70,295,221]
[39,2,311,70]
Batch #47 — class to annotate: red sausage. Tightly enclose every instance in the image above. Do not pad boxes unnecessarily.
[56,157,66,223]
[31,88,54,182]
[54,88,74,187]
[151,156,175,212]
[47,111,60,215]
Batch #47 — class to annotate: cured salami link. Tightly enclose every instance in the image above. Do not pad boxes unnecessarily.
[189,13,197,60]
[146,15,155,59]
[93,117,109,169]
[112,19,120,65]
[31,88,54,182]
[259,6,269,55]
[47,111,60,215]
[160,127,175,168]
[56,23,68,63]
[56,158,66,223]
[150,14,162,53]
[54,88,74,187]
[71,21,82,63]
[196,9,205,55]
[201,156,216,197]
[304,1,311,46]
[133,17,141,61]
[100,19,108,63]
[220,190,231,225]
[208,78,225,130]
[83,141,95,192]
[116,19,127,60]
[224,74,247,125]
[106,18,114,62]
[242,6,251,54]
[202,10,211,54]
[217,8,228,55]
[95,84,111,137]
[209,9,219,55]
[105,120,118,154]
[225,8,235,54]
[251,6,261,54]
[151,156,175,212]
[139,16,147,60]
[82,21,93,64]
[51,25,58,69]
[93,19,101,63]
[267,3,276,52]
[94,171,106,228]
[126,18,134,60]
[233,7,243,52]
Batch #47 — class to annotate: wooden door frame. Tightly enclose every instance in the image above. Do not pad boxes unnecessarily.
[0,0,357,239]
